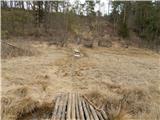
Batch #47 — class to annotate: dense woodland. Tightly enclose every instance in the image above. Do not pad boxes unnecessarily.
[1,1,160,50]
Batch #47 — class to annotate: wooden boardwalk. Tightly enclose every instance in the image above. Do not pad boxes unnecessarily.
[51,93,108,120]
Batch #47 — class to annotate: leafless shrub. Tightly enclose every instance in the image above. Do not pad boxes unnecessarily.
[98,40,112,48]
[83,39,93,48]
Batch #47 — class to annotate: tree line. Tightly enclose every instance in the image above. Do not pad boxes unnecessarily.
[109,1,160,49]
[1,1,160,50]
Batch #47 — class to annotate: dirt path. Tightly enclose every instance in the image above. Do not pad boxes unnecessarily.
[1,42,160,120]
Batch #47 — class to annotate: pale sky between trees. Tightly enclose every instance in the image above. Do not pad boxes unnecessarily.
[70,0,111,15]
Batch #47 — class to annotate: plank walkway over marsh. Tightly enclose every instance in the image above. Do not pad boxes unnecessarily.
[51,93,108,120]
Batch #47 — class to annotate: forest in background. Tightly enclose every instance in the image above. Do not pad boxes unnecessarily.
[1,1,160,50]
[1,1,160,120]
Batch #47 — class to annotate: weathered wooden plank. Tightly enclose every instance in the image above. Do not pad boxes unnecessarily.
[78,94,85,120]
[61,94,68,120]
[82,98,90,120]
[56,94,63,120]
[85,101,94,120]
[75,93,80,120]
[52,94,61,120]
[82,95,99,111]
[101,110,108,120]
[57,94,65,120]
[71,93,76,119]
[52,93,108,120]
[67,93,72,120]
[96,111,104,120]
[89,104,99,120]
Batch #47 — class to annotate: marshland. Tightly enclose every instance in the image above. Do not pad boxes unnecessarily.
[1,1,160,120]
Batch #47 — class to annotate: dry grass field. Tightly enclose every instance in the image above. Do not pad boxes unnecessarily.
[1,38,160,120]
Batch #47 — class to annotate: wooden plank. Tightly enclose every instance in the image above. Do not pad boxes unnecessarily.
[51,93,107,120]
[75,93,80,120]
[71,93,76,119]
[82,98,90,120]
[101,110,108,120]
[82,95,100,111]
[52,94,61,120]
[89,104,99,120]
[85,101,94,120]
[55,94,62,120]
[78,94,85,120]
[57,94,65,120]
[67,93,72,120]
[61,94,68,120]
[96,111,104,120]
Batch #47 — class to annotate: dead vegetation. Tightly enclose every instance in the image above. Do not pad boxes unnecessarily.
[2,96,38,120]
[1,1,160,120]
[16,100,54,120]
[53,45,160,120]
[85,83,160,120]
[1,40,39,59]
[2,87,54,120]
[1,39,160,120]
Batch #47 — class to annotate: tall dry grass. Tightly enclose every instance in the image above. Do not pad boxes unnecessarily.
[86,84,160,120]
[1,84,54,120]
[1,41,39,59]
